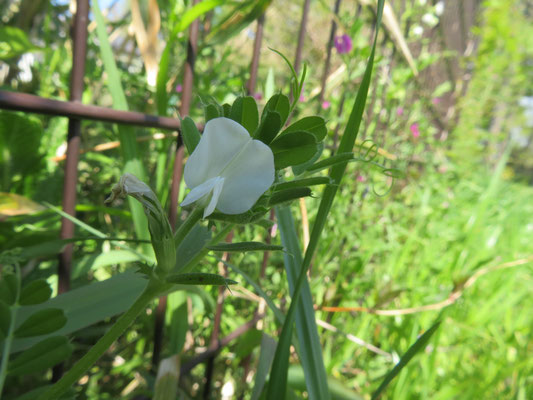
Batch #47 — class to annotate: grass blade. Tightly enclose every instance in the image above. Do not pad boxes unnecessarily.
[92,1,149,242]
[266,1,385,399]
[371,321,441,400]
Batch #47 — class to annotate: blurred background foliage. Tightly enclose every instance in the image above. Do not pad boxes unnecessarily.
[0,0,532,399]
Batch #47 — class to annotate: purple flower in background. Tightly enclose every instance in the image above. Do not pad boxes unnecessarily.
[253,92,263,100]
[321,101,330,110]
[396,107,404,116]
[432,97,441,105]
[334,34,353,54]
[175,84,183,93]
[357,175,366,183]
[410,123,420,138]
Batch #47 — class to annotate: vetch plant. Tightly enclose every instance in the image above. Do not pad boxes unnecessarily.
[0,2,428,399]
[181,117,275,218]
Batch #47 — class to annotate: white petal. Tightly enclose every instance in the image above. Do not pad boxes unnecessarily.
[181,176,218,207]
[203,177,225,218]
[217,139,274,214]
[184,118,252,189]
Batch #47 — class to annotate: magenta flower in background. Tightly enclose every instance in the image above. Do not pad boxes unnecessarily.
[357,175,366,183]
[321,101,330,110]
[253,92,262,100]
[334,34,353,54]
[175,84,183,93]
[396,106,404,116]
[410,123,420,138]
[432,97,441,105]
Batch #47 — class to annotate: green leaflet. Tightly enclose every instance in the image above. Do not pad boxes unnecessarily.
[207,241,283,252]
[166,273,237,286]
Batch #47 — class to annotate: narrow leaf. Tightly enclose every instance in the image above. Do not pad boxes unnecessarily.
[0,300,11,340]
[306,152,353,173]
[92,0,149,242]
[207,242,283,252]
[8,336,73,376]
[14,308,67,338]
[268,188,312,207]
[181,116,201,154]
[371,321,441,400]
[166,273,237,286]
[267,2,385,398]
[273,177,331,191]
[251,333,278,400]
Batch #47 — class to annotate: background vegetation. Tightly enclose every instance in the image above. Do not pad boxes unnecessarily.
[1,0,532,399]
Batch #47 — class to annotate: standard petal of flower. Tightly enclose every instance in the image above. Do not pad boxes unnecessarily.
[203,177,225,218]
[216,139,275,214]
[181,176,219,207]
[184,118,252,188]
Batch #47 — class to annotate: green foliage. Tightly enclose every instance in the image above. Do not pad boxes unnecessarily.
[0,0,531,399]
[0,26,39,59]
[0,111,43,193]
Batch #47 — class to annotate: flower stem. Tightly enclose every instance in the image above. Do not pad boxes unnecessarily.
[0,306,18,397]
[0,265,20,398]
[174,207,203,246]
[37,283,160,400]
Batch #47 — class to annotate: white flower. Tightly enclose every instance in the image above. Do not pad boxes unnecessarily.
[412,25,424,37]
[181,117,275,218]
[435,1,445,16]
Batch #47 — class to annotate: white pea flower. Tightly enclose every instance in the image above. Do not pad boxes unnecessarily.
[181,117,275,218]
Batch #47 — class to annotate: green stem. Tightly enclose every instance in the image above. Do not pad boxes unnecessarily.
[0,306,18,397]
[174,207,203,247]
[0,265,20,398]
[178,223,234,274]
[37,283,160,400]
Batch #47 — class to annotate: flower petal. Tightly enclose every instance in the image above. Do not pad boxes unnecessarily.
[181,176,218,207]
[203,177,225,218]
[184,118,252,189]
[216,139,275,214]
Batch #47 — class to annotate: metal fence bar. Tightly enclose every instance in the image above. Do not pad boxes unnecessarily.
[57,0,89,295]
[317,0,342,112]
[247,13,265,96]
[53,0,89,382]
[0,90,182,131]
[294,0,311,76]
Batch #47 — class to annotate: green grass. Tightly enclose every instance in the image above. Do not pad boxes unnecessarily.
[299,149,533,398]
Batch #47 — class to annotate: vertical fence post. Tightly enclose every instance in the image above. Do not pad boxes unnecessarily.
[54,0,89,382]
[294,0,311,77]
[58,0,89,296]
[247,14,265,96]
[318,0,342,113]
[152,0,200,369]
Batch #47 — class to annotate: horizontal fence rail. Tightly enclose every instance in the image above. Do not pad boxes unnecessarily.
[0,90,182,131]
